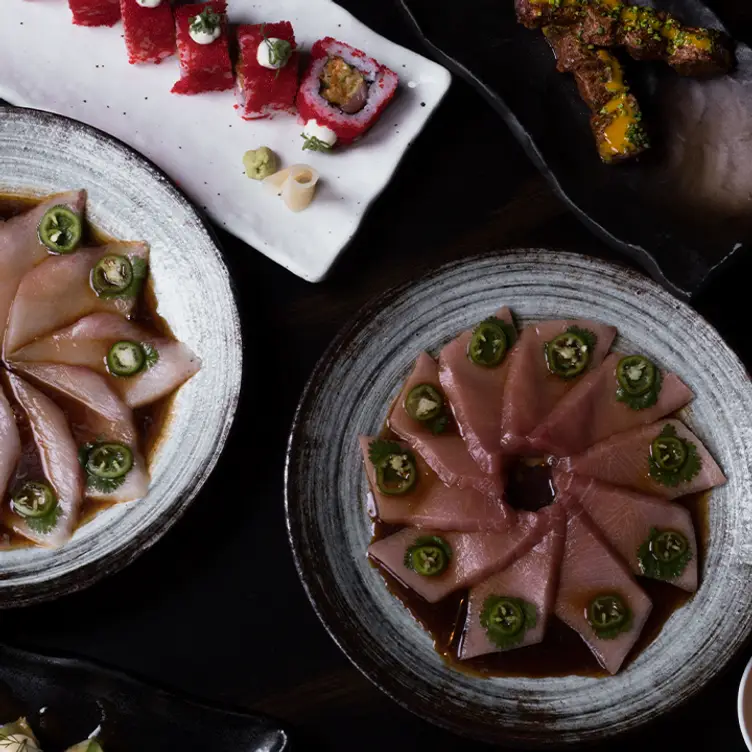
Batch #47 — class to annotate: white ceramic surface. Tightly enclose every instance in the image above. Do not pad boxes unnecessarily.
[739,655,752,751]
[0,0,451,282]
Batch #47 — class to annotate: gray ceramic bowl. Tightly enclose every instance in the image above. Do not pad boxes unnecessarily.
[286,250,752,746]
[0,107,242,606]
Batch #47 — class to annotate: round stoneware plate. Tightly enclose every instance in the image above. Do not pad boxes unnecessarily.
[285,250,752,746]
[0,107,242,606]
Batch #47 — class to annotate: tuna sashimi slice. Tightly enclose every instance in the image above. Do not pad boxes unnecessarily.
[439,307,516,476]
[3,373,83,548]
[558,419,726,500]
[529,352,694,456]
[500,320,617,454]
[389,352,503,499]
[554,495,652,674]
[4,242,150,354]
[368,512,543,603]
[0,387,21,502]
[552,471,698,591]
[0,191,86,350]
[460,505,566,659]
[11,313,201,408]
[14,364,149,504]
[359,436,515,533]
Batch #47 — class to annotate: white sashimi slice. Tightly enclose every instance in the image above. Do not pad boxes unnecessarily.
[13,363,149,504]
[0,190,86,350]
[460,505,565,660]
[4,373,83,548]
[554,493,653,675]
[552,471,698,592]
[367,512,544,603]
[438,306,516,476]
[4,242,149,354]
[359,436,515,533]
[388,351,505,499]
[12,313,201,408]
[558,418,726,500]
[0,387,21,502]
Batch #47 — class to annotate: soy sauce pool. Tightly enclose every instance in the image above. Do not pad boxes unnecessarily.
[369,453,708,678]
[0,192,175,546]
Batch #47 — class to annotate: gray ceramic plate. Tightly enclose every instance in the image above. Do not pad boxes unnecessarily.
[286,250,752,746]
[0,107,242,607]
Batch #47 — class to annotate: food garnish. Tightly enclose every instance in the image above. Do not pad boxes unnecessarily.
[243,147,279,181]
[649,424,701,487]
[38,205,82,254]
[586,593,632,639]
[90,254,146,299]
[544,326,596,378]
[404,535,451,576]
[480,595,537,649]
[257,24,293,72]
[106,340,157,377]
[80,441,134,493]
[368,440,418,496]
[188,7,221,45]
[404,383,448,434]
[637,528,692,581]
[11,481,57,519]
[615,354,662,409]
[468,317,515,368]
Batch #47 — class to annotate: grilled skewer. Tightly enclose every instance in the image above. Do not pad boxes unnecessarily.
[544,26,650,163]
[516,0,733,77]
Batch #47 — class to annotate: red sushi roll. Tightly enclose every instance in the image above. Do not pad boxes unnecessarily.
[68,0,120,26]
[236,22,300,119]
[171,1,233,95]
[296,37,399,150]
[121,0,175,65]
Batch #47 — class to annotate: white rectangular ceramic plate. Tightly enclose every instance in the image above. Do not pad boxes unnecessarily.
[0,0,451,281]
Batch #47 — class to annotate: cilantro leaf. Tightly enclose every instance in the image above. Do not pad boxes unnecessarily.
[567,325,597,351]
[637,527,693,581]
[25,505,61,535]
[142,342,159,370]
[648,424,702,487]
[368,440,410,467]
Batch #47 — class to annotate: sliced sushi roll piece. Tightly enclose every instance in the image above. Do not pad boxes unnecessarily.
[388,352,504,499]
[460,505,565,659]
[0,191,86,350]
[0,388,21,504]
[3,373,84,548]
[558,418,726,500]
[360,436,515,533]
[236,22,300,119]
[552,471,698,591]
[367,511,544,603]
[500,319,617,454]
[438,307,517,476]
[554,493,652,675]
[68,0,120,26]
[12,313,201,409]
[296,37,398,150]
[171,1,233,95]
[14,364,150,504]
[529,351,693,457]
[121,0,176,65]
[4,242,149,355]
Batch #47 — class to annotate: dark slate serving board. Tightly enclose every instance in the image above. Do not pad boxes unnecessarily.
[398,0,752,299]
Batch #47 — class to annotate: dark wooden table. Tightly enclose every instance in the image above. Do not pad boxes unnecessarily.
[1,1,751,749]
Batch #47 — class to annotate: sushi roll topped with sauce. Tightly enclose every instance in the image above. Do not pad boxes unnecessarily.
[296,38,399,150]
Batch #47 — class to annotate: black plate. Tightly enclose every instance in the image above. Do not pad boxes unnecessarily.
[398,0,752,299]
[0,644,290,751]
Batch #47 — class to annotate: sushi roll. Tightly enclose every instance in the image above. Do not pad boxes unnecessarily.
[120,0,175,65]
[296,38,399,150]
[68,0,120,26]
[171,1,233,95]
[236,22,300,119]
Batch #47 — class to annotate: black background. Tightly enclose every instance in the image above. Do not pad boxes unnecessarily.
[1,0,751,749]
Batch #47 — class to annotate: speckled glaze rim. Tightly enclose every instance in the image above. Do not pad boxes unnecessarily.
[0,106,243,607]
[285,250,752,746]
